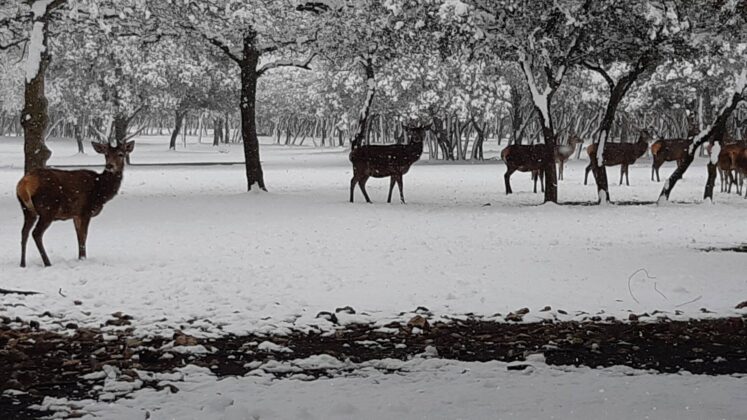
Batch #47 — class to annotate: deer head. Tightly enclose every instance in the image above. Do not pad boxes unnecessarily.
[92,141,135,173]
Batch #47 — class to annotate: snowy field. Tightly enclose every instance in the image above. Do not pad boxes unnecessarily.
[2,135,746,419]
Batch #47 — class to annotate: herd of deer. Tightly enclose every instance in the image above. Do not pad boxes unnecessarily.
[14,127,747,267]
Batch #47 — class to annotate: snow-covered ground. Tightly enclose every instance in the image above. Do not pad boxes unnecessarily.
[1,135,745,336]
[2,135,746,419]
[37,357,747,420]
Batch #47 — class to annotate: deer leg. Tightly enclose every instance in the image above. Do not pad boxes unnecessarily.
[74,216,90,260]
[359,176,372,203]
[19,204,37,268]
[387,176,396,203]
[584,164,592,185]
[558,161,564,181]
[618,165,624,185]
[532,171,538,193]
[540,170,545,193]
[626,165,630,186]
[32,217,53,267]
[396,174,405,204]
[349,175,358,203]
[505,167,515,195]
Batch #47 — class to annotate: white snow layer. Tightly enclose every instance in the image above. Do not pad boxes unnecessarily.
[41,358,747,420]
[0,135,745,339]
[2,135,746,419]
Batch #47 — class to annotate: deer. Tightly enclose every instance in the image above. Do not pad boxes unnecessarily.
[734,146,747,197]
[555,134,584,181]
[349,125,427,204]
[525,134,585,192]
[16,141,135,267]
[584,130,652,186]
[501,143,552,194]
[650,137,692,182]
[714,142,746,194]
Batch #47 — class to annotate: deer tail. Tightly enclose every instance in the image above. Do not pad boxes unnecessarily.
[16,175,39,212]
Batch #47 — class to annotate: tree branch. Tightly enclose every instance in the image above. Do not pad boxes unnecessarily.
[257,53,316,77]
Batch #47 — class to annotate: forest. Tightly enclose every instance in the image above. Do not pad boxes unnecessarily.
[1,0,746,203]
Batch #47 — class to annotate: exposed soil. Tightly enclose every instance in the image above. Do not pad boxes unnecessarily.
[2,314,746,419]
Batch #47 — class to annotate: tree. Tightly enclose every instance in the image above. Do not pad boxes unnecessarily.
[581,0,693,203]
[149,0,321,191]
[444,0,592,203]
[656,0,747,202]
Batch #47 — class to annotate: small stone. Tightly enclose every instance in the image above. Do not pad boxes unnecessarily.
[407,315,430,331]
[315,311,338,324]
[73,300,83,306]
[29,320,39,330]
[557,309,568,315]
[735,301,747,309]
[505,312,524,322]
[173,332,198,347]
[414,306,432,315]
[126,338,143,347]
[515,307,530,315]
[65,323,78,330]
[507,363,530,371]
[335,306,355,315]
[628,313,639,321]
[540,306,551,312]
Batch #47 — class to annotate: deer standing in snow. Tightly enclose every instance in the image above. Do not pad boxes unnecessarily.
[650,138,692,182]
[584,130,651,186]
[16,141,134,267]
[349,125,427,204]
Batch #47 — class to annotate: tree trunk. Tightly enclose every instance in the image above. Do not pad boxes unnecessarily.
[213,118,223,146]
[21,46,52,174]
[169,110,185,150]
[352,58,376,146]
[591,88,627,204]
[74,122,85,154]
[240,46,266,191]
[703,161,718,201]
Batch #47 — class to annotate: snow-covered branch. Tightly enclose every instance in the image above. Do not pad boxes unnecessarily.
[257,54,316,76]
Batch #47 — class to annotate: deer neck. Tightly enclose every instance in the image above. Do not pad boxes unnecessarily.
[93,169,124,207]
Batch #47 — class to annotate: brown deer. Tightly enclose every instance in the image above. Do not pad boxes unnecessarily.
[555,134,584,181]
[650,138,691,182]
[734,146,747,197]
[714,142,746,194]
[526,134,585,191]
[16,141,135,267]
[501,143,552,194]
[349,126,426,204]
[584,130,651,186]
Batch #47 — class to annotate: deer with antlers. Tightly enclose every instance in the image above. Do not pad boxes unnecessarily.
[349,125,427,204]
[16,141,135,267]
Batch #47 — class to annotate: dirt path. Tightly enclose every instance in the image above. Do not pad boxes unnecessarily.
[2,315,746,419]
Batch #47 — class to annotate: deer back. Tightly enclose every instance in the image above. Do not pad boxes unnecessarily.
[17,168,116,220]
[502,144,550,171]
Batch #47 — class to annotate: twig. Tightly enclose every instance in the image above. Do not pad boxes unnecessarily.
[58,288,67,297]
[627,268,656,304]
[675,295,703,308]
[0,287,40,295]
[653,282,668,301]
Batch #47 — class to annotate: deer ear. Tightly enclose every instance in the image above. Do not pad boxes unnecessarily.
[124,141,135,153]
[92,142,107,154]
